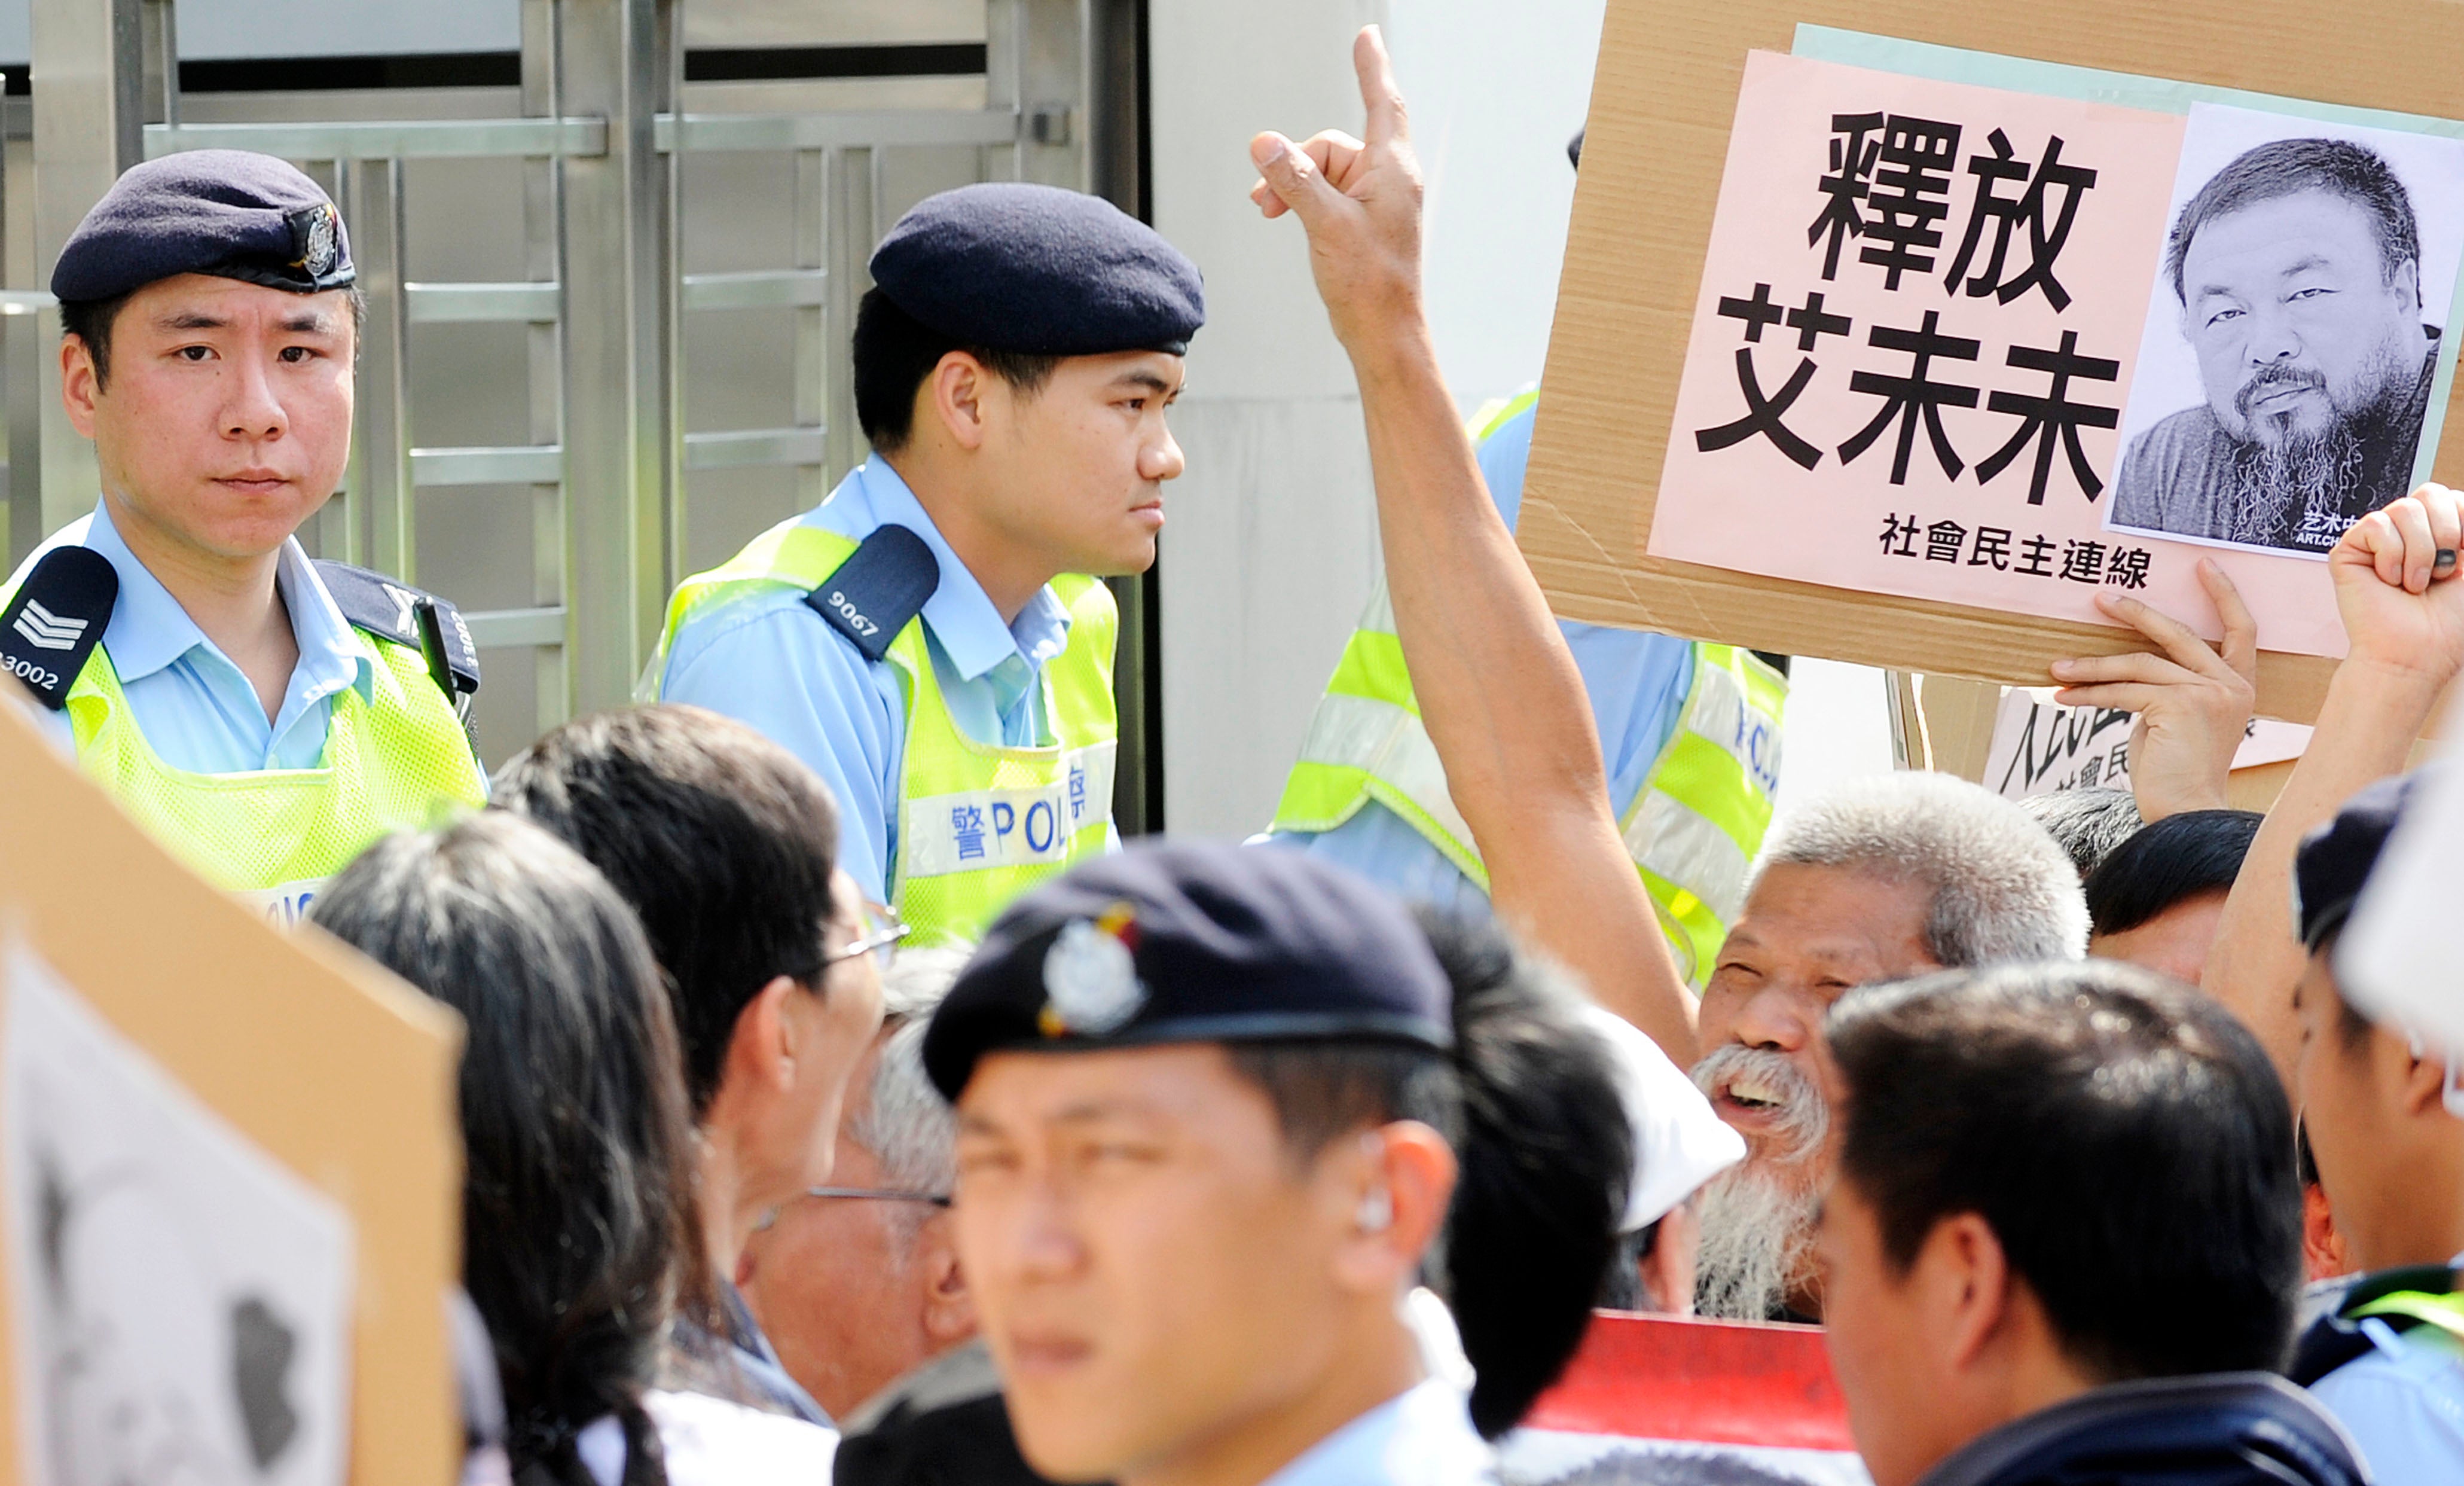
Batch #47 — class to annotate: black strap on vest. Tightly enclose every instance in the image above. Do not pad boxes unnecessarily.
[2286,1263,2462,1386]
[802,525,939,663]
[1,547,118,710]
[313,559,482,705]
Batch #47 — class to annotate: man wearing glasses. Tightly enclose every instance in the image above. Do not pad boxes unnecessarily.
[496,703,897,1428]
[740,946,973,1424]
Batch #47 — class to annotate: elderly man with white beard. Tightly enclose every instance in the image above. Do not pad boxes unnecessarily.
[1688,773,2090,1322]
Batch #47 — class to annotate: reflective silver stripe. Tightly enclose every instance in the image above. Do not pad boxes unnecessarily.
[1683,661,1785,800]
[1293,691,1476,851]
[1623,789,1752,921]
[900,742,1117,880]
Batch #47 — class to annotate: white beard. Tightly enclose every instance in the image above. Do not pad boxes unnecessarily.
[1691,1159,1819,1322]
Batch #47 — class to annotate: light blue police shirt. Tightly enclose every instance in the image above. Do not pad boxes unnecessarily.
[10,501,373,774]
[658,456,1079,904]
[2309,1283,2464,1482]
[1275,397,1699,915]
[1262,1378,1495,1486]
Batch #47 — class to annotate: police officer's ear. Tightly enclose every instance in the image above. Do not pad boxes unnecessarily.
[923,350,997,452]
[1327,1122,1456,1294]
[61,330,106,435]
[2396,1038,2456,1119]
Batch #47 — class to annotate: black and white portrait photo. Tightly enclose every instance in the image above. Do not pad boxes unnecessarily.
[2107,106,2464,557]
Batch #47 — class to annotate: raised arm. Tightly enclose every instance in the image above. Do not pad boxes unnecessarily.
[1246,27,1696,1061]
[2200,484,2464,1081]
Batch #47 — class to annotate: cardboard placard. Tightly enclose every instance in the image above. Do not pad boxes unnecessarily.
[1523,0,2464,725]
[0,688,462,1484]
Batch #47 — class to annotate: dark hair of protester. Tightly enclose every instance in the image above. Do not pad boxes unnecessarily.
[2017,786,2143,879]
[493,704,841,1113]
[1827,960,2301,1381]
[1226,908,1632,1438]
[2167,138,2420,307]
[2083,808,2264,938]
[851,286,1058,451]
[310,813,700,1486]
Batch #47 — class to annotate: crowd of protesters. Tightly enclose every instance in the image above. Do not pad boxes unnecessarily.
[370,33,2457,1485]
[13,20,2464,1486]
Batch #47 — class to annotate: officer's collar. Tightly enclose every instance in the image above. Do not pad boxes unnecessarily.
[84,499,372,703]
[847,457,1071,682]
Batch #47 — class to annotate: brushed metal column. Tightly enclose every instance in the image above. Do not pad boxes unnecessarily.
[29,0,142,535]
[553,0,677,712]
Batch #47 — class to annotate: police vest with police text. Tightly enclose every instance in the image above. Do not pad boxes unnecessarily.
[1268,397,1787,987]
[0,554,488,926]
[651,517,1117,946]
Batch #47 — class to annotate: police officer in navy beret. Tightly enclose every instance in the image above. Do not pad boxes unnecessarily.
[649,182,1204,947]
[917,838,1633,1485]
[0,150,484,920]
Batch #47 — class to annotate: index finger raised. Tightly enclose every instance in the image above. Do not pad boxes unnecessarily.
[1354,25,1409,149]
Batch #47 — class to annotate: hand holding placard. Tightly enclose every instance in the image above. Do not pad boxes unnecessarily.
[2331,481,2464,689]
[2050,561,2257,817]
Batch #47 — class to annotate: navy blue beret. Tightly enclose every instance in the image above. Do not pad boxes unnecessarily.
[53,149,354,303]
[923,839,1451,1100]
[869,182,1203,358]
[2295,767,2433,950]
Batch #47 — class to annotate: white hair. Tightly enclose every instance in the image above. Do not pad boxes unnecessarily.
[1755,772,2089,966]
[850,946,973,1197]
[1688,1043,1829,1320]
[1692,1160,1821,1323]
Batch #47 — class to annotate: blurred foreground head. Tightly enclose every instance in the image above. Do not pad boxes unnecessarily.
[312,812,698,1482]
[1819,961,2307,1486]
[1690,773,2086,1321]
[926,841,1631,1481]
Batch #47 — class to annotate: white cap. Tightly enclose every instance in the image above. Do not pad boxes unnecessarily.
[1578,1003,1745,1231]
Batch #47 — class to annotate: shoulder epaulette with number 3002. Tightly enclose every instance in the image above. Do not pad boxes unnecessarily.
[805,526,941,663]
[1,547,118,710]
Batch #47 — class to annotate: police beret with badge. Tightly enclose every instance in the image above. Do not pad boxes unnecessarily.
[869,181,1205,358]
[52,149,354,303]
[2294,768,2429,952]
[921,839,1451,1101]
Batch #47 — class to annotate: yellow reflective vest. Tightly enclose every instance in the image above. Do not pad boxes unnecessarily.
[7,599,487,926]
[653,518,1117,946]
[1269,397,1787,986]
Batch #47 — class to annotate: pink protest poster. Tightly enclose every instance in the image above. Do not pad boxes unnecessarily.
[1648,51,2464,659]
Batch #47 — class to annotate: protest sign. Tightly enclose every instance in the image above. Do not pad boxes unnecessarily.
[1978,691,2311,800]
[0,689,462,1484]
[1503,1311,1867,1484]
[1523,0,2464,724]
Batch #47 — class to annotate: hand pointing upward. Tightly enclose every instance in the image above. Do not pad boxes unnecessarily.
[1248,26,1428,361]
